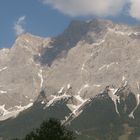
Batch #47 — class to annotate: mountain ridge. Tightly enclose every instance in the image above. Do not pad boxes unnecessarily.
[0,19,140,139]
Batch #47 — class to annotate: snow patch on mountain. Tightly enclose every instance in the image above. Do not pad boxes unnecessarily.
[81,63,87,72]
[38,69,43,89]
[72,95,88,116]
[99,62,118,71]
[0,90,7,94]
[67,84,71,89]
[93,84,101,87]
[107,86,120,115]
[129,93,140,119]
[0,67,7,72]
[0,103,33,121]
[122,76,126,81]
[108,27,140,37]
[45,93,71,108]
[58,87,64,94]
[78,84,89,94]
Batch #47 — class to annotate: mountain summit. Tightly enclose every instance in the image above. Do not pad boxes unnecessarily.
[0,19,140,139]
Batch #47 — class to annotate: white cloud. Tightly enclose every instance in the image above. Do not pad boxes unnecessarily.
[14,16,26,36]
[42,0,127,17]
[129,0,140,20]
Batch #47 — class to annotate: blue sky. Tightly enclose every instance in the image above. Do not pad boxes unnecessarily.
[0,0,72,48]
[0,0,140,48]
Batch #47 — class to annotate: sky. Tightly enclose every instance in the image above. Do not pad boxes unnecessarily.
[0,0,140,48]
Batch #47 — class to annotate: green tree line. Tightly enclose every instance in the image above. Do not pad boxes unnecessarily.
[12,118,75,140]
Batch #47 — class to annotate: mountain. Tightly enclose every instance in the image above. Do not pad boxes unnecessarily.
[0,19,140,140]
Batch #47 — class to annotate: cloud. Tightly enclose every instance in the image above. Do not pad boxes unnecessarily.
[129,0,140,20]
[14,16,26,36]
[41,0,127,17]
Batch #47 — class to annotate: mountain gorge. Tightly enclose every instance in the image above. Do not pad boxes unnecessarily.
[0,19,140,140]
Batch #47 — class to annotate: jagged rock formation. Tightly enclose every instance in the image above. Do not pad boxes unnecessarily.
[0,19,140,139]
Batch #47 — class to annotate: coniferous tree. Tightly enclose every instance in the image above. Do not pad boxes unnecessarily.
[12,118,75,140]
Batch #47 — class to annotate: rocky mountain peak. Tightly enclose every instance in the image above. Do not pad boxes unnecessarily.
[1,19,140,140]
[66,18,114,32]
[13,33,44,51]
[56,19,114,44]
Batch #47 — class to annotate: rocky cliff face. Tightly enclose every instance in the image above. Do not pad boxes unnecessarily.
[0,19,140,139]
